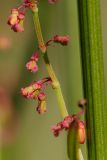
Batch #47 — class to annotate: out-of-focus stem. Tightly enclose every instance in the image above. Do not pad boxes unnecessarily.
[78,0,107,159]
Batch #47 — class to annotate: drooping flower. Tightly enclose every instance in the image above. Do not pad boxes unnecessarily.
[21,81,42,99]
[8,9,19,26]
[36,92,47,114]
[21,77,51,114]
[8,8,25,32]
[26,52,39,73]
[51,115,74,137]
[51,103,86,144]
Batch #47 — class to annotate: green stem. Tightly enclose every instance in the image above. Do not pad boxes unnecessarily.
[31,2,84,160]
[78,0,107,160]
[31,5,68,118]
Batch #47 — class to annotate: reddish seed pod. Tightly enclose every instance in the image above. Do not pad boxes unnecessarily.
[77,121,85,144]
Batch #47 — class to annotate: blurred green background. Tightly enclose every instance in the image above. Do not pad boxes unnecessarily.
[0,0,106,160]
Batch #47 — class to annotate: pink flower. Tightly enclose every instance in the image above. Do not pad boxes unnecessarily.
[21,78,51,113]
[8,8,25,33]
[51,114,85,144]
[11,23,24,32]
[26,60,38,73]
[62,116,74,129]
[51,123,62,137]
[26,52,39,73]
[8,9,19,26]
[31,52,39,61]
[21,81,42,99]
[51,116,74,137]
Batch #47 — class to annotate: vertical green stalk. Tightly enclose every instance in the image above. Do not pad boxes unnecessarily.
[31,3,68,118]
[31,1,84,159]
[78,0,107,160]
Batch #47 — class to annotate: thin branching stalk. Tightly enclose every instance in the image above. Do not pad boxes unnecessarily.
[78,0,107,159]
[31,3,68,118]
[31,2,84,160]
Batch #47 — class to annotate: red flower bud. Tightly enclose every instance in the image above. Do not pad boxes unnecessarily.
[11,22,24,32]
[53,35,70,45]
[77,121,85,144]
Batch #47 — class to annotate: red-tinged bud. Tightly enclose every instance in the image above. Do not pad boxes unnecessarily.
[8,9,19,26]
[53,35,70,45]
[18,12,25,20]
[38,92,46,101]
[30,52,39,61]
[26,52,39,73]
[26,60,38,73]
[51,123,62,137]
[33,81,42,90]
[12,23,24,32]
[62,116,74,129]
[77,121,85,144]
[21,83,41,99]
[51,115,74,136]
[37,100,47,114]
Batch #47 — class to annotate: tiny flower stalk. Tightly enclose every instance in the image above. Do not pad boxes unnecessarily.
[78,0,107,160]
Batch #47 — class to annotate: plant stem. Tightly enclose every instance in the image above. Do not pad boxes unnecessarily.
[31,4,68,118]
[31,2,85,160]
[78,0,107,159]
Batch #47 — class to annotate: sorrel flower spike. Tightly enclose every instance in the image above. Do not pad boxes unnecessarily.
[21,77,51,113]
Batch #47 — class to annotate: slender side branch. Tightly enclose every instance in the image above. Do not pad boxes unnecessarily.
[31,4,68,118]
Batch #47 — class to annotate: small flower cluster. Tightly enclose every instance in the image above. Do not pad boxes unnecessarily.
[51,116,74,137]
[7,0,34,32]
[7,0,59,32]
[8,9,25,32]
[21,34,70,113]
[51,99,87,143]
[52,115,85,144]
[26,52,39,73]
[21,77,51,114]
